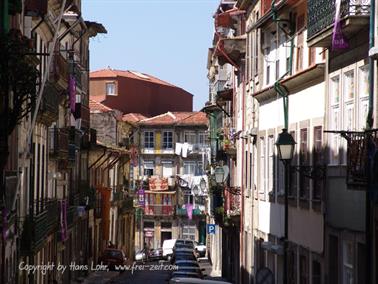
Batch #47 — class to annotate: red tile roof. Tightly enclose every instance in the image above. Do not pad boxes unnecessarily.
[89,99,113,113]
[139,112,208,126]
[90,69,176,87]
[122,113,148,123]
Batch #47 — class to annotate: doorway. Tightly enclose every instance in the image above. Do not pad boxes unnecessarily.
[161,231,172,247]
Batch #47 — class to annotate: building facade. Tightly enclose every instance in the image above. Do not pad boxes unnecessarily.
[123,112,210,252]
[89,69,193,117]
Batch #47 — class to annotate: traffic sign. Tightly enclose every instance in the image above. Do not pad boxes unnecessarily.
[207,224,216,234]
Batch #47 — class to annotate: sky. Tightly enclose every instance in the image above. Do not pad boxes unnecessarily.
[82,0,219,111]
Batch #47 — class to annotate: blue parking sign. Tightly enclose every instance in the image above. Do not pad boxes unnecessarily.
[207,224,216,235]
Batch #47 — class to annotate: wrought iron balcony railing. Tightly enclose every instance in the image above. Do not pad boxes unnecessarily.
[38,82,60,125]
[20,199,59,254]
[49,127,69,159]
[307,0,370,40]
[144,204,174,216]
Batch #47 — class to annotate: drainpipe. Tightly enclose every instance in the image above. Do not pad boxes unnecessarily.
[367,0,375,283]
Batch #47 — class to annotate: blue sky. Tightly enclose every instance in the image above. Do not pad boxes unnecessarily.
[82,0,219,111]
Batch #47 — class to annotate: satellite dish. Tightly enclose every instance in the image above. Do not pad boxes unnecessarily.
[222,165,229,182]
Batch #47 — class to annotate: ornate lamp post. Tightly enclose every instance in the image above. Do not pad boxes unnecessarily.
[276,128,296,284]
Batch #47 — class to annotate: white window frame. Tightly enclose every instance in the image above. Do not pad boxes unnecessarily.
[162,160,173,177]
[144,131,154,149]
[162,131,173,149]
[106,82,116,96]
[268,135,275,197]
[343,240,354,284]
[184,131,197,145]
[358,64,369,130]
[259,137,266,194]
[183,161,197,175]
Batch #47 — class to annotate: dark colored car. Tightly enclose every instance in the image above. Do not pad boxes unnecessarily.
[149,248,163,261]
[98,248,127,270]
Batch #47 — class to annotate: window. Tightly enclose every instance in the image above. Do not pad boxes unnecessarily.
[266,65,270,85]
[184,132,197,144]
[143,161,154,176]
[299,254,309,284]
[312,260,321,284]
[309,47,316,66]
[106,82,116,96]
[275,60,280,80]
[329,235,339,284]
[182,225,196,240]
[289,130,297,197]
[296,31,304,71]
[198,132,207,146]
[260,137,266,194]
[162,131,173,149]
[268,136,275,197]
[162,161,173,177]
[313,126,323,200]
[144,221,154,228]
[299,128,309,198]
[358,65,369,130]
[245,150,248,191]
[161,222,172,229]
[330,76,340,164]
[343,241,354,284]
[144,131,154,149]
[183,161,197,175]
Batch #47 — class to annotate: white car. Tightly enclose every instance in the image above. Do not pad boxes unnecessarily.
[163,239,177,260]
[194,242,206,257]
[135,249,147,262]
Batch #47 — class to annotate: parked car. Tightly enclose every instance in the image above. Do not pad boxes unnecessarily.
[174,239,194,250]
[163,239,177,260]
[135,249,148,262]
[171,271,201,279]
[148,248,163,261]
[169,278,233,284]
[194,241,206,258]
[98,248,127,270]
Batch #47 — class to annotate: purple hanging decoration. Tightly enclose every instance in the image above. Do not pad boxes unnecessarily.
[186,203,193,220]
[138,189,145,207]
[69,75,76,114]
[332,0,349,50]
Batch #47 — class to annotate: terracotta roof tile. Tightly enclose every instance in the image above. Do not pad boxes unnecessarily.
[90,69,177,88]
[139,112,208,126]
[89,99,113,113]
[122,113,148,123]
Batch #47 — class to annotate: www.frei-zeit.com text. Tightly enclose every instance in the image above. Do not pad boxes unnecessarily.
[18,261,179,275]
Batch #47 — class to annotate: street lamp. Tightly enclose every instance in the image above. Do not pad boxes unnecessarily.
[214,166,225,184]
[275,128,295,284]
[275,128,296,161]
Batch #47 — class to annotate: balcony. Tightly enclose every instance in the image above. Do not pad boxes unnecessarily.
[51,53,69,90]
[75,103,90,130]
[225,192,241,216]
[307,0,370,47]
[176,206,205,216]
[119,197,134,215]
[20,199,59,254]
[144,205,174,216]
[49,127,69,159]
[37,82,61,125]
[217,35,246,66]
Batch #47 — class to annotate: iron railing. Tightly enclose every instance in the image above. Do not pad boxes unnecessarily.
[307,0,370,39]
[49,127,69,159]
[144,205,174,216]
[21,199,59,253]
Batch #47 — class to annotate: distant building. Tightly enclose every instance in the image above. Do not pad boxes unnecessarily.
[123,112,210,251]
[90,69,193,116]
